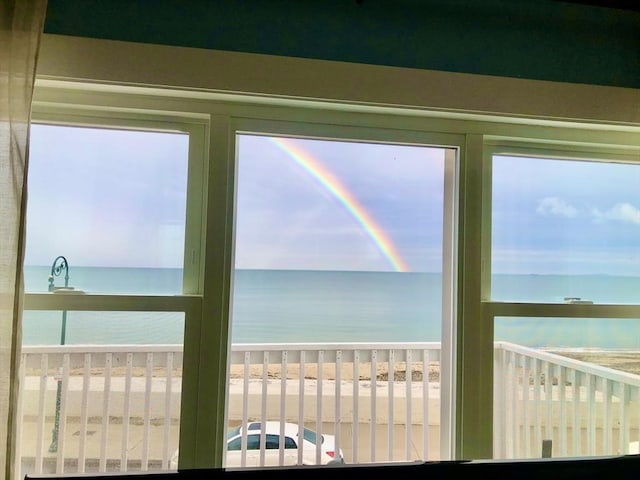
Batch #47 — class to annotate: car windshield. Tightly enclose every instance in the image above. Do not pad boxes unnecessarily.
[227,426,241,440]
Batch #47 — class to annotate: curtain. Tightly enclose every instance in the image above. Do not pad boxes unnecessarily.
[1,1,47,479]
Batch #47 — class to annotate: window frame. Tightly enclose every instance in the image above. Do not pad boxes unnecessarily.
[483,139,640,307]
[482,139,640,458]
[28,105,208,295]
[226,117,464,462]
[21,104,209,472]
[18,75,640,473]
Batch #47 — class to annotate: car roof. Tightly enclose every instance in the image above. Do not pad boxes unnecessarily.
[239,421,301,437]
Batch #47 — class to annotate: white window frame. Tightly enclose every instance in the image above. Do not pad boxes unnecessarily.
[20,71,640,470]
[482,139,640,458]
[22,103,209,472]
[226,116,464,462]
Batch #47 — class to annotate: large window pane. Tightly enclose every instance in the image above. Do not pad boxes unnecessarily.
[19,320,183,474]
[225,133,454,467]
[492,155,640,304]
[491,153,640,460]
[24,124,189,295]
[494,317,639,459]
[18,123,190,476]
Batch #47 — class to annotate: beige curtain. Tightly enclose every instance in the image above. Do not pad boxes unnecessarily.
[1,1,47,479]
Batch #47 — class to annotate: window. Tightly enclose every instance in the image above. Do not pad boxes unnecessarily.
[24,124,190,294]
[226,131,458,467]
[302,428,319,445]
[489,146,640,459]
[19,116,203,477]
[17,77,638,477]
[492,154,640,303]
[265,435,283,449]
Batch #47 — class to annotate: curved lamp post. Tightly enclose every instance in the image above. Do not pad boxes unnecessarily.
[48,255,70,290]
[48,255,70,453]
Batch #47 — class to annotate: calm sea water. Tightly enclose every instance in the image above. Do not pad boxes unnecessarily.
[22,266,640,350]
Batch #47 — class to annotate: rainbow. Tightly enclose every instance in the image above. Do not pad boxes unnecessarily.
[270,137,409,272]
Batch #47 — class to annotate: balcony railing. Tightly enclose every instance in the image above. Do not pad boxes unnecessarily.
[494,341,640,459]
[17,342,639,478]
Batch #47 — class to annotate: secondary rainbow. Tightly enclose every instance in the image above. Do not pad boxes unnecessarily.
[270,137,409,272]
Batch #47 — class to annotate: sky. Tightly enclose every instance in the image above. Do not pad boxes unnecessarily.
[233,134,445,272]
[23,125,640,277]
[25,125,189,269]
[492,155,640,276]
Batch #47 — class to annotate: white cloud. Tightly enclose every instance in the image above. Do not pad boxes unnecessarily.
[592,202,640,225]
[536,197,578,218]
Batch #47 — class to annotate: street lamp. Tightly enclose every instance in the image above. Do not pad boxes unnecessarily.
[48,255,70,453]
[48,255,70,292]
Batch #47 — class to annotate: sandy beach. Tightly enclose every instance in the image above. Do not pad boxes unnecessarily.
[226,350,639,382]
[549,350,640,376]
[43,349,638,380]
[228,360,441,382]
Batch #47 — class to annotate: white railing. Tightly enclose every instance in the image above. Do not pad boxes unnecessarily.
[18,342,442,476]
[18,345,182,476]
[17,342,639,477]
[227,342,444,465]
[494,342,640,459]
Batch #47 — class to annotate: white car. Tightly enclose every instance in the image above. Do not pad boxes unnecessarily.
[170,421,345,469]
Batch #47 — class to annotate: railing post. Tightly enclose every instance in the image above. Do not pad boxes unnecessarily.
[542,439,552,458]
[493,345,505,458]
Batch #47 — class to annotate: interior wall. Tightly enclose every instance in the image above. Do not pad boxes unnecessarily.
[35,34,640,128]
[43,0,640,89]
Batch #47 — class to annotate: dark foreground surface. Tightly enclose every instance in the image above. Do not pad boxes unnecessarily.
[25,455,640,480]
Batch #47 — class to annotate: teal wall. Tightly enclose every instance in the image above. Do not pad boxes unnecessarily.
[44,0,640,88]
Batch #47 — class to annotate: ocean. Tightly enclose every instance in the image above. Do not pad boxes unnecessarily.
[21,266,640,350]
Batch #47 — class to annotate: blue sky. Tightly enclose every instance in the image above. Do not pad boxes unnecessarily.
[492,155,640,276]
[25,125,189,268]
[234,134,445,272]
[24,125,640,276]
